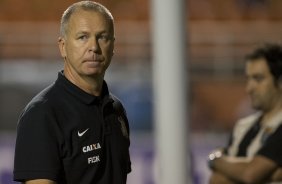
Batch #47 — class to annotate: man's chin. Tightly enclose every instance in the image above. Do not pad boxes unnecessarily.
[84,71,105,78]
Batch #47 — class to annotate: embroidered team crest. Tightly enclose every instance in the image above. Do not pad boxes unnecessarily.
[118,116,129,139]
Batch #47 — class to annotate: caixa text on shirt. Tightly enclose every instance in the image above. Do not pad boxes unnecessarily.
[83,142,101,153]
[82,142,101,164]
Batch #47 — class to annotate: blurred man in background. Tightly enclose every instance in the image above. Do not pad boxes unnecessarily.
[13,1,131,184]
[208,43,282,183]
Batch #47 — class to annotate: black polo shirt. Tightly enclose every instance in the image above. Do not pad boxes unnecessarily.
[14,71,131,184]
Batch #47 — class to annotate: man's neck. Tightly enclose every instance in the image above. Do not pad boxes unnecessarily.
[64,70,104,96]
[261,99,282,125]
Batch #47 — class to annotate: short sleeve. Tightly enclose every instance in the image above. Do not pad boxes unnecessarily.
[257,125,282,166]
[13,102,63,182]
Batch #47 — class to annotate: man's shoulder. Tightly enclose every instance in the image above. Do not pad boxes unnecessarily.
[22,83,58,115]
[110,94,126,114]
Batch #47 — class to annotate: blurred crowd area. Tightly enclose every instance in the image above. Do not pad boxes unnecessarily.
[1,0,282,183]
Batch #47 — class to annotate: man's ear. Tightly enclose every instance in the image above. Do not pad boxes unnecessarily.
[58,37,66,58]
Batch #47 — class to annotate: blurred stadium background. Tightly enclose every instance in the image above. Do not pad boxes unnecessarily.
[1,0,282,183]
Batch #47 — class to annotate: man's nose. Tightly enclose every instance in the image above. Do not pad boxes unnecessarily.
[246,80,255,94]
[89,37,99,52]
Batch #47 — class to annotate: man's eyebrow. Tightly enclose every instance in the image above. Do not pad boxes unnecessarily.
[75,30,110,35]
[248,74,265,80]
[96,30,110,35]
[76,31,89,35]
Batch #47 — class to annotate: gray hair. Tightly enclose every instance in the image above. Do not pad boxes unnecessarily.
[60,1,114,38]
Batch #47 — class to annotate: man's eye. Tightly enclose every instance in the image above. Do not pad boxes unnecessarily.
[98,35,110,41]
[254,76,264,82]
[78,35,88,40]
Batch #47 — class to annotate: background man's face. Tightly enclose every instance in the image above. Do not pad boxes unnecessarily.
[245,58,279,112]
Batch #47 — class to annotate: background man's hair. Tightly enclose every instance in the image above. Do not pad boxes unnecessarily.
[246,43,282,83]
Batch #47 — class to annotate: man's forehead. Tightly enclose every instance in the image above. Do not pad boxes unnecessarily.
[247,58,268,69]
[246,58,271,75]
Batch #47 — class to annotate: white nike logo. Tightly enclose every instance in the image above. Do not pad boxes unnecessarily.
[78,128,89,137]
